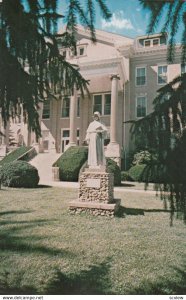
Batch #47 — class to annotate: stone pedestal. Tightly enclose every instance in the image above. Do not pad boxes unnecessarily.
[69,167,120,217]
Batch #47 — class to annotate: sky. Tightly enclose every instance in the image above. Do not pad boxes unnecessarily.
[58,0,183,42]
[94,0,150,38]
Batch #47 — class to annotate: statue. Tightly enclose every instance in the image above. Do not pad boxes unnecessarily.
[85,111,108,168]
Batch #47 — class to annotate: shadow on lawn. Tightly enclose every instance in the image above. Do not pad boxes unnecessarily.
[0,259,112,295]
[44,259,112,295]
[128,264,186,295]
[0,210,34,216]
[117,206,171,217]
[0,219,75,258]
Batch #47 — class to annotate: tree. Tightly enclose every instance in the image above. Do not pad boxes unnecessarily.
[0,0,111,137]
[130,0,186,224]
[139,0,186,63]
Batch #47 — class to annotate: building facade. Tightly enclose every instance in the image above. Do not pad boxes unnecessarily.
[0,26,184,168]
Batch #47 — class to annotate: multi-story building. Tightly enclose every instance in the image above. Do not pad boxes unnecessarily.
[0,26,184,169]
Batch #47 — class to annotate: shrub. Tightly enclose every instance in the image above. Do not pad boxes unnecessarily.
[0,161,39,188]
[106,158,121,186]
[54,146,88,181]
[128,163,166,183]
[0,146,33,166]
[132,150,158,166]
[128,164,146,182]
[121,171,133,181]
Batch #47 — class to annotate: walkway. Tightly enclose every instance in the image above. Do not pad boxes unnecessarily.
[38,179,157,195]
[30,152,61,182]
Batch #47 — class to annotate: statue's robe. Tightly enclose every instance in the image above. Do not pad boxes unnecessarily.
[85,120,107,168]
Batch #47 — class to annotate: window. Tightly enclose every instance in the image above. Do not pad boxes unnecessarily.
[104,94,111,115]
[61,129,70,152]
[93,95,102,114]
[158,65,167,84]
[62,97,70,118]
[77,97,80,117]
[42,100,50,119]
[62,130,69,138]
[79,47,84,56]
[136,96,147,118]
[144,40,151,47]
[136,67,146,86]
[144,38,160,47]
[93,94,111,115]
[153,38,160,46]
[181,64,186,74]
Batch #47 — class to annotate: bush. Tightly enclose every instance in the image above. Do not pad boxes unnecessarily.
[0,146,33,166]
[128,163,166,183]
[132,150,155,166]
[106,158,121,186]
[54,146,88,181]
[128,164,146,182]
[121,171,133,181]
[0,161,39,188]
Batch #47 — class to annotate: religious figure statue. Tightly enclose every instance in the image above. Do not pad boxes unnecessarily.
[85,111,108,168]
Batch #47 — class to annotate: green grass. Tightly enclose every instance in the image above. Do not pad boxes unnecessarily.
[0,186,185,295]
[0,146,32,166]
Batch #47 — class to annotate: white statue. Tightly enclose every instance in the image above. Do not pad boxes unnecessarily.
[85,111,108,168]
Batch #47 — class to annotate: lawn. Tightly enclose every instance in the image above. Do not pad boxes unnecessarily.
[0,185,185,295]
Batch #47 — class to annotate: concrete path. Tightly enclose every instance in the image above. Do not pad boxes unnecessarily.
[30,152,157,194]
[30,152,61,182]
[38,179,157,194]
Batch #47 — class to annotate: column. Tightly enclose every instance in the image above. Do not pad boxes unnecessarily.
[5,121,10,146]
[105,74,121,167]
[110,74,120,144]
[69,88,77,146]
[38,101,44,152]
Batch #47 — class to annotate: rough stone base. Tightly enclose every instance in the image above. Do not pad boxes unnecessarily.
[78,168,114,203]
[69,199,121,217]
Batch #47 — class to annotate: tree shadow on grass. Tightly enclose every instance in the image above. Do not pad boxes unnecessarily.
[0,210,35,216]
[45,259,113,295]
[128,264,186,295]
[0,219,75,258]
[117,206,145,217]
[0,259,112,295]
[117,206,171,217]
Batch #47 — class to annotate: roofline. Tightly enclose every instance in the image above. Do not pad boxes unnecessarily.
[136,32,168,39]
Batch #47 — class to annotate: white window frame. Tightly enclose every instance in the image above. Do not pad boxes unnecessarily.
[61,96,70,119]
[77,44,87,57]
[157,65,168,85]
[135,66,146,87]
[136,94,147,118]
[144,38,160,47]
[60,128,80,152]
[153,38,160,46]
[61,128,70,153]
[93,93,111,116]
[144,39,151,47]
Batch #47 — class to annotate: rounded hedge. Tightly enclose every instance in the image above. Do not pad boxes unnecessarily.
[128,164,146,182]
[0,161,39,188]
[121,171,133,181]
[128,164,166,183]
[107,158,121,186]
[54,146,88,182]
